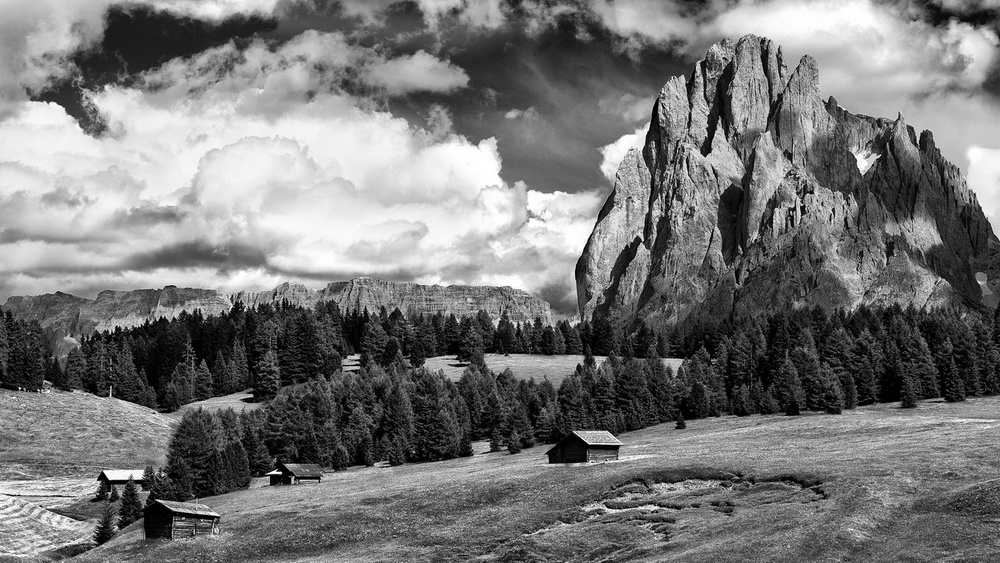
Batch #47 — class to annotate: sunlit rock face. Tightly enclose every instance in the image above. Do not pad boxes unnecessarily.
[5,278,553,356]
[577,35,999,329]
[233,277,554,326]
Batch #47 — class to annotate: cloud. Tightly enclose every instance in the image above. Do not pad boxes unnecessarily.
[366,50,470,95]
[598,125,647,184]
[968,146,1000,230]
[504,107,540,120]
[0,28,600,314]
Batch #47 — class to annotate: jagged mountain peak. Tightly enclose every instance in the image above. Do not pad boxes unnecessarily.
[577,34,999,329]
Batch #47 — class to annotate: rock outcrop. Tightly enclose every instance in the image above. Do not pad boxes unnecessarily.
[232,277,554,325]
[577,35,1000,329]
[4,278,553,354]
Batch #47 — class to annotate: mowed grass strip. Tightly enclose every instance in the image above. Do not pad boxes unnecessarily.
[0,495,91,557]
[77,397,1000,562]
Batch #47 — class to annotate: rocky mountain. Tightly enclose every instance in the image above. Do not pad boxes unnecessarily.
[232,277,553,325]
[3,278,553,354]
[577,34,1000,329]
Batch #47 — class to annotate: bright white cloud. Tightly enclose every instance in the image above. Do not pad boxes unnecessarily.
[968,146,1000,230]
[0,29,598,314]
[598,125,647,184]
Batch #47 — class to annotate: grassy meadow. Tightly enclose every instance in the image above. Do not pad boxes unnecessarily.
[421,353,683,387]
[74,396,1000,563]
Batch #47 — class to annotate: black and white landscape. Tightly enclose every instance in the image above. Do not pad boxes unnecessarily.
[1,1,1000,562]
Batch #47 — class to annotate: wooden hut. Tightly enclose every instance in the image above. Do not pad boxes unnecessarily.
[546,430,623,464]
[96,469,145,492]
[143,500,220,539]
[267,462,324,485]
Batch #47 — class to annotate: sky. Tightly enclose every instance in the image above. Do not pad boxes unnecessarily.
[0,0,998,316]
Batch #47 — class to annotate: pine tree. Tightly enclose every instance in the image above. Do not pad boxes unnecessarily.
[819,365,845,414]
[942,357,966,402]
[94,479,110,501]
[212,350,232,395]
[109,485,120,502]
[194,359,213,401]
[118,478,143,528]
[64,348,86,390]
[900,367,920,408]
[253,349,281,401]
[779,358,805,416]
[141,466,155,491]
[93,502,118,545]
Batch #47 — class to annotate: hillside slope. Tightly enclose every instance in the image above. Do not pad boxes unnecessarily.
[0,389,174,480]
[75,397,1000,562]
[577,34,999,328]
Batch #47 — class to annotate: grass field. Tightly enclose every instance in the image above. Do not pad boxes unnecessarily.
[420,354,684,387]
[73,396,1000,563]
[0,389,174,481]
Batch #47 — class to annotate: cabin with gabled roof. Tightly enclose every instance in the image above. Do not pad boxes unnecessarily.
[545,430,623,464]
[267,462,324,485]
[96,469,145,492]
[143,500,220,539]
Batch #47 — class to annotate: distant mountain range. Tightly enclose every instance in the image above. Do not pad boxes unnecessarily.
[577,34,998,330]
[2,277,554,355]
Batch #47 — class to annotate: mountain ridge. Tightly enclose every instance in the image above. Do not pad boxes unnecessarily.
[2,277,554,355]
[576,34,1000,329]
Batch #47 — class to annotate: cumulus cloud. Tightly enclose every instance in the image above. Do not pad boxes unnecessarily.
[598,125,647,184]
[0,28,599,315]
[366,50,470,95]
[968,146,1000,230]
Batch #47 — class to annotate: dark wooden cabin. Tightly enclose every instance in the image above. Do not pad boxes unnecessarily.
[546,430,623,464]
[96,469,145,492]
[266,462,324,485]
[143,500,220,539]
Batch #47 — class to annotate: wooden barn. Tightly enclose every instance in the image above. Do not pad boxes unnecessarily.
[546,430,623,464]
[96,469,145,491]
[266,462,324,485]
[143,500,220,539]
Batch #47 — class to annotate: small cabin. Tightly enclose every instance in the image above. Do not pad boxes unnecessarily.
[266,462,324,485]
[143,500,220,539]
[96,469,145,492]
[546,430,623,464]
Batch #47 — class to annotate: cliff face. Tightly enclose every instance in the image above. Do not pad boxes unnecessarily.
[577,35,1000,328]
[4,278,554,354]
[3,286,232,356]
[233,277,554,326]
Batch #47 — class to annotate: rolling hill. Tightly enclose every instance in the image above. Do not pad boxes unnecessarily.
[73,396,1000,562]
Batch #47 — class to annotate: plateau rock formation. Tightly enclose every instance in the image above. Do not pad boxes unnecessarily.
[232,277,554,325]
[577,35,1000,329]
[4,278,553,354]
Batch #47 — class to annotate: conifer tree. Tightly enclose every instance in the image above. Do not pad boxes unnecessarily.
[900,367,920,408]
[819,365,845,414]
[141,466,155,491]
[942,357,966,402]
[118,478,143,528]
[109,484,120,502]
[229,341,251,390]
[94,479,110,501]
[779,358,805,416]
[212,350,232,395]
[64,348,86,391]
[194,359,213,401]
[93,502,117,545]
[253,349,281,401]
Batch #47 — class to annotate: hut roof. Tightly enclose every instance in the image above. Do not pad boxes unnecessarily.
[545,430,622,455]
[97,469,145,482]
[278,462,324,478]
[150,500,220,518]
[570,430,623,446]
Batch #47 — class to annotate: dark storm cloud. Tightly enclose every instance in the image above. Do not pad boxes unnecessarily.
[123,240,270,272]
[901,0,1000,26]
[108,205,186,229]
[538,280,579,316]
